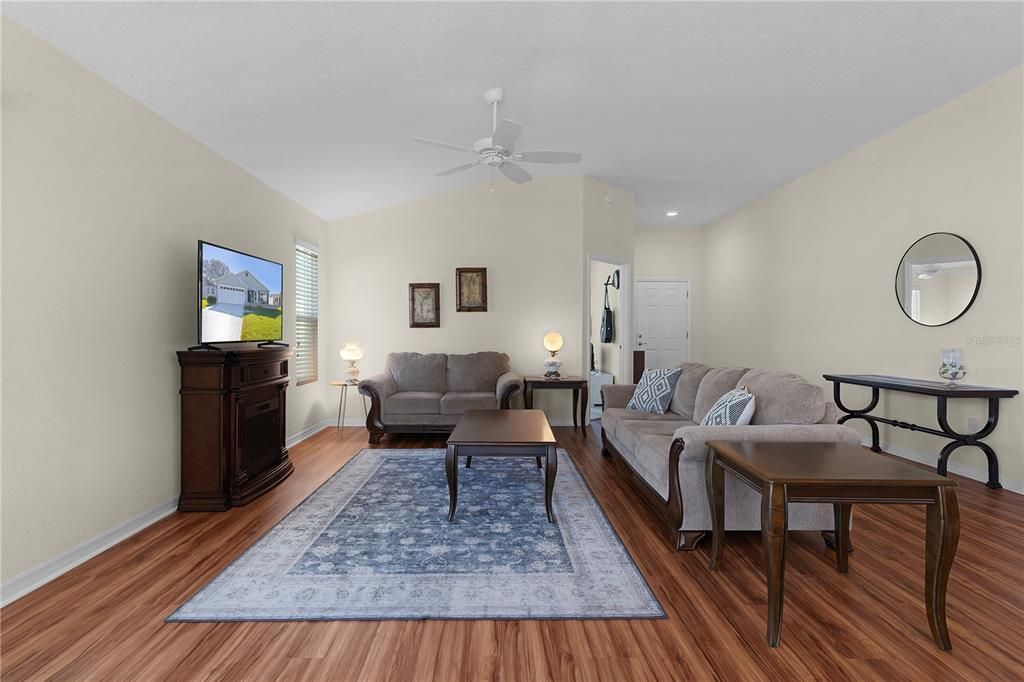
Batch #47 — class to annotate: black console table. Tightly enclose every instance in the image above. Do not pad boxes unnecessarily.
[823,374,1018,489]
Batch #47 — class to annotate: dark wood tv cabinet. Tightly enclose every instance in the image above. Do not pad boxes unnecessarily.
[177,347,294,511]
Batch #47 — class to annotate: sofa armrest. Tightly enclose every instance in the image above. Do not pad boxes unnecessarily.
[496,371,523,408]
[671,424,862,462]
[358,373,396,401]
[602,383,637,409]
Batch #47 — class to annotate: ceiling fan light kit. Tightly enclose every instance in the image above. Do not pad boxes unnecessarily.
[412,87,582,187]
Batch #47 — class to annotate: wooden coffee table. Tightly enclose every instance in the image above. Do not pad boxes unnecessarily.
[705,440,959,650]
[446,409,558,523]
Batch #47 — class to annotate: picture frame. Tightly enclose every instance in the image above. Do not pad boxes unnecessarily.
[456,267,488,312]
[408,283,440,328]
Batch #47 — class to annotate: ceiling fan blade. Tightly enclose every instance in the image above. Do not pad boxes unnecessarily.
[436,161,481,176]
[411,137,475,154]
[491,119,523,151]
[499,162,531,184]
[517,151,582,164]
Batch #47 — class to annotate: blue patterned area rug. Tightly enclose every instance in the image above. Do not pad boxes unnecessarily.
[168,448,664,621]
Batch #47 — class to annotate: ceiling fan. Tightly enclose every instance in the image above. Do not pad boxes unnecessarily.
[412,87,582,185]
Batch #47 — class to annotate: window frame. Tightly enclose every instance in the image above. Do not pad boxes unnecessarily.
[294,240,320,387]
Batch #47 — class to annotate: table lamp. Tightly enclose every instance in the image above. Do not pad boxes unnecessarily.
[542,330,564,378]
[339,341,364,384]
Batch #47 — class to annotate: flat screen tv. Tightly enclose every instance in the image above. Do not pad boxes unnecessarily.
[198,241,283,344]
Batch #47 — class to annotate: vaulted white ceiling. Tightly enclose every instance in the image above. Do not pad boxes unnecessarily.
[4,2,1022,226]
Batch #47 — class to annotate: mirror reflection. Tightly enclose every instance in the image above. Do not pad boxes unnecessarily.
[895,233,980,326]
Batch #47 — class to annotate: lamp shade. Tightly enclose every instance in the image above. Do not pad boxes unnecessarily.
[339,341,364,361]
[542,330,564,353]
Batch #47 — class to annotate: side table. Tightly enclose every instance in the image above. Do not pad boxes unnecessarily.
[523,375,588,435]
[331,380,367,428]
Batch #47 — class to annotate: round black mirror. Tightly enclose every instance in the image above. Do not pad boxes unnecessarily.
[895,233,981,326]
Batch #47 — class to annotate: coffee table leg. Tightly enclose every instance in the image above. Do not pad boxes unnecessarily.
[834,503,852,574]
[706,455,725,570]
[535,456,542,469]
[446,444,458,522]
[762,482,788,647]
[925,486,960,650]
[465,456,472,468]
[544,445,557,523]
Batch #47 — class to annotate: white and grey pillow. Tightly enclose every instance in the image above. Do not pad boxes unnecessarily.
[627,368,683,414]
[701,387,756,426]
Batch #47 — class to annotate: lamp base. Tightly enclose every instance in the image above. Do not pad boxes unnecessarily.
[543,354,562,379]
[344,363,360,385]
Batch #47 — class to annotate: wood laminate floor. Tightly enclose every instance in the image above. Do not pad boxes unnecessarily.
[2,425,1023,680]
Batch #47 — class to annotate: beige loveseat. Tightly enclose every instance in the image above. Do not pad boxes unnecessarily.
[359,352,522,443]
[601,364,861,550]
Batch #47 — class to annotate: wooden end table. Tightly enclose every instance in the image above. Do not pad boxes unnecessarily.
[705,440,960,650]
[330,380,367,428]
[523,375,588,435]
[446,409,558,523]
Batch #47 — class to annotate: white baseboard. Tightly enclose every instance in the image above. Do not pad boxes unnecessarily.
[3,418,337,607]
[1,496,178,607]
[877,439,1023,495]
[285,418,335,447]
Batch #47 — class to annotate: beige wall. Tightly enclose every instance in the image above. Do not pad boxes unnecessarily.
[325,177,611,421]
[590,260,621,379]
[701,66,1024,491]
[1,20,330,583]
[634,225,705,362]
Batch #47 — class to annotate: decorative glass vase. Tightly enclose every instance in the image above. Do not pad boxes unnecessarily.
[938,348,966,387]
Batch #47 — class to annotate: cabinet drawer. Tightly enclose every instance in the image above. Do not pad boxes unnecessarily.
[241,360,286,385]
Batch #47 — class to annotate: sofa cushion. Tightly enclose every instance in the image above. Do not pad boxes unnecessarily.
[601,407,682,442]
[694,367,749,422]
[386,352,448,393]
[632,435,675,500]
[738,369,826,425]
[385,391,443,415]
[627,368,682,414]
[668,362,712,419]
[440,391,497,415]
[446,352,511,392]
[617,419,692,454]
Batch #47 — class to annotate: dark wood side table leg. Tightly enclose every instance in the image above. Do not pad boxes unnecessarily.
[706,454,725,570]
[524,384,534,409]
[833,503,852,574]
[925,486,960,650]
[581,384,589,436]
[762,481,788,647]
[571,388,579,427]
[544,445,557,523]
[446,444,458,522]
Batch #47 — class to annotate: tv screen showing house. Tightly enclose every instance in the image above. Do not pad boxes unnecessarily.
[199,241,283,343]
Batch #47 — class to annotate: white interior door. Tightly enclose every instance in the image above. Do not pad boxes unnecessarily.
[635,280,690,370]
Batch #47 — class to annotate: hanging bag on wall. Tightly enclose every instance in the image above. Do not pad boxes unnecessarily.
[600,283,615,343]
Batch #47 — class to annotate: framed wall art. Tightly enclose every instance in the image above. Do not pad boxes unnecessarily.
[409,283,440,328]
[456,267,488,312]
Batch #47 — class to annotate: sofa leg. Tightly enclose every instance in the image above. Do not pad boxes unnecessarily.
[368,431,383,445]
[675,530,706,551]
[600,429,612,457]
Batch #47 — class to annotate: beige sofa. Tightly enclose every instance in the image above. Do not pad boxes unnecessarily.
[601,364,861,550]
[359,351,522,443]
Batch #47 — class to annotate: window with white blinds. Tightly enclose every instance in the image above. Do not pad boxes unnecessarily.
[294,242,319,386]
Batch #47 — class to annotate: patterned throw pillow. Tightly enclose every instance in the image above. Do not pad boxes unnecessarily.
[701,387,756,426]
[627,368,683,414]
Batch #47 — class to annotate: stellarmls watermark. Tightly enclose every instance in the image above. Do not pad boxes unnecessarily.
[967,335,1023,348]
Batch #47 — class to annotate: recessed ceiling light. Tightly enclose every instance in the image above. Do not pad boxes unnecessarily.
[666,210,678,217]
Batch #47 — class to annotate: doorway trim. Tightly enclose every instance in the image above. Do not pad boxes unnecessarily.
[586,254,631,388]
[634,278,691,367]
